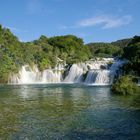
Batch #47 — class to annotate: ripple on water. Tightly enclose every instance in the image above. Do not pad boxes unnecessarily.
[0,84,140,140]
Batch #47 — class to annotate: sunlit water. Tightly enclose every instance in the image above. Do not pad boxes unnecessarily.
[0,84,140,140]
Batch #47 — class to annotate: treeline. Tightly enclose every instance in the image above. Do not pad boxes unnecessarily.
[87,38,132,58]
[111,38,132,48]
[87,42,123,57]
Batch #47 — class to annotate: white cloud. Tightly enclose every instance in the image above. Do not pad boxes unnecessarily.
[77,15,132,29]
[59,15,132,30]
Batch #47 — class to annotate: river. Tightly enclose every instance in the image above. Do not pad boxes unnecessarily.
[0,84,140,140]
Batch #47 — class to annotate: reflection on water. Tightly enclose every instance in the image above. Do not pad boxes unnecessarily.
[0,84,140,140]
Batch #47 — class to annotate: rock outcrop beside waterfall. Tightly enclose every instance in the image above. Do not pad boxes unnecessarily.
[8,58,125,85]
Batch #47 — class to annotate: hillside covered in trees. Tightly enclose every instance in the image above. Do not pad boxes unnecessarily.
[0,24,139,85]
[87,38,132,58]
[0,25,92,83]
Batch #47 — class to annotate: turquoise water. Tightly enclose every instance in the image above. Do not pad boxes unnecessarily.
[0,84,140,140]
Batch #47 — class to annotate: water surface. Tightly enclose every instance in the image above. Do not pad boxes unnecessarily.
[0,84,140,140]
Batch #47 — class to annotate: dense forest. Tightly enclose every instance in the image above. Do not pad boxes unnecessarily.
[87,42,123,57]
[87,38,132,57]
[0,24,140,91]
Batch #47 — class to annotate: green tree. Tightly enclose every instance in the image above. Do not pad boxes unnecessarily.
[112,76,139,95]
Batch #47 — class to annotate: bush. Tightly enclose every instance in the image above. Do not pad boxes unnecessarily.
[111,75,139,95]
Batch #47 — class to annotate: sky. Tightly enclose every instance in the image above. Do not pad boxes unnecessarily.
[0,0,140,43]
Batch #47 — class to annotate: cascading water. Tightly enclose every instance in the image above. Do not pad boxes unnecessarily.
[85,70,95,84]
[64,63,87,83]
[41,70,62,83]
[18,65,39,84]
[8,58,125,85]
[94,70,111,84]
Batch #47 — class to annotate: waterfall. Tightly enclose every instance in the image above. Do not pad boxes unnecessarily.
[41,70,62,83]
[94,70,111,84]
[9,66,63,84]
[8,58,125,85]
[64,63,86,83]
[18,65,39,84]
[85,70,111,85]
[85,70,95,84]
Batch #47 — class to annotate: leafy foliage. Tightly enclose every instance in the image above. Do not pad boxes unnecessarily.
[0,27,22,82]
[48,35,91,64]
[112,75,139,95]
[87,42,123,57]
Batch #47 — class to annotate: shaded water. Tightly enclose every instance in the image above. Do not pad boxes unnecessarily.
[0,84,140,140]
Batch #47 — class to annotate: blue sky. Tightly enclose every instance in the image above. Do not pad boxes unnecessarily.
[0,0,140,43]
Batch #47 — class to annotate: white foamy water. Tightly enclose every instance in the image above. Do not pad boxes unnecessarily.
[8,58,125,85]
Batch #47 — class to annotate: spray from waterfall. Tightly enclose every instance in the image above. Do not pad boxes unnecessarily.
[8,58,125,85]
